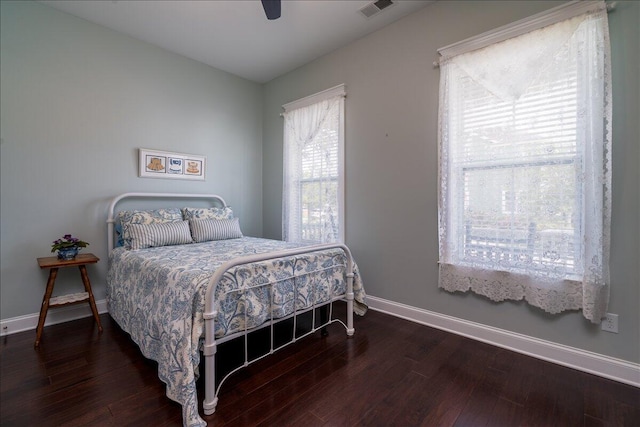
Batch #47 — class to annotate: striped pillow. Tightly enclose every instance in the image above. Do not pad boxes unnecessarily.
[189,218,243,243]
[117,208,183,248]
[128,221,193,250]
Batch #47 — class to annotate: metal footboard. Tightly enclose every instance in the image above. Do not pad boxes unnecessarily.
[202,243,355,415]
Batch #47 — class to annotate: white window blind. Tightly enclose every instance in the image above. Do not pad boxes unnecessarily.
[283,85,345,244]
[437,2,611,322]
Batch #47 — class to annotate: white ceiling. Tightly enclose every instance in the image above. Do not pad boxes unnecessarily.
[42,0,433,83]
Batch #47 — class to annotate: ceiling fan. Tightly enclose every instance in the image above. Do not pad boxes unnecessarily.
[261,0,281,20]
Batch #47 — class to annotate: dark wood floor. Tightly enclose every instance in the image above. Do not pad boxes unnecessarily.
[1,305,639,426]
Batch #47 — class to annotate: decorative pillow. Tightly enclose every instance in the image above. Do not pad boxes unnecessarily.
[189,218,243,243]
[181,206,234,221]
[117,208,183,248]
[128,221,193,250]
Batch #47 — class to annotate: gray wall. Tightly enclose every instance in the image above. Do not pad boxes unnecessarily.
[0,1,263,319]
[262,1,640,363]
[2,0,637,365]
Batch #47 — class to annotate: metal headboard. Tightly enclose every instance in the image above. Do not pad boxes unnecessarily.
[106,192,227,253]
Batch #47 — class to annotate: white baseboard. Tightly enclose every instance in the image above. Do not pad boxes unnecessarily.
[3,296,637,387]
[366,295,640,388]
[0,299,108,337]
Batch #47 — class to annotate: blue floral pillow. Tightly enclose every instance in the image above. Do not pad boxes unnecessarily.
[117,208,183,249]
[181,206,234,221]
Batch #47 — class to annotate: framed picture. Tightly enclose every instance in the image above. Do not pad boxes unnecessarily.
[139,149,206,181]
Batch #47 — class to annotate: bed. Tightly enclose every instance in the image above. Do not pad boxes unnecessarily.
[105,192,367,427]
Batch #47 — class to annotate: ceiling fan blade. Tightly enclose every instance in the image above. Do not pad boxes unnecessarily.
[261,0,281,20]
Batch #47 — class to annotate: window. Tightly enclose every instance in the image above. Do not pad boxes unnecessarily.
[437,2,611,322]
[282,85,345,244]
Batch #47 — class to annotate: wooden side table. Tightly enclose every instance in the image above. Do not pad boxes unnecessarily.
[35,253,103,347]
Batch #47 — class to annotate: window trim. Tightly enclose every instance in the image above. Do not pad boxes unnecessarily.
[282,84,346,113]
[437,1,607,61]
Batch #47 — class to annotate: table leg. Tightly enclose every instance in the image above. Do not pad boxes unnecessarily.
[35,268,58,347]
[79,265,103,333]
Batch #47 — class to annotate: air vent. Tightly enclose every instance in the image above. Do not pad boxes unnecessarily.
[359,0,394,19]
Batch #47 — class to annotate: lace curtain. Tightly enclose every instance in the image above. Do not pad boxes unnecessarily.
[283,94,343,243]
[437,3,612,322]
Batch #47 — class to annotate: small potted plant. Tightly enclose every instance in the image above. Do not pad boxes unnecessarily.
[51,234,89,260]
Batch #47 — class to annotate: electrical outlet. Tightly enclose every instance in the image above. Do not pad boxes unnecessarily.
[601,313,619,333]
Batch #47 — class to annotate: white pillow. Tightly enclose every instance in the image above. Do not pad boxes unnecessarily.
[189,218,243,243]
[128,221,193,250]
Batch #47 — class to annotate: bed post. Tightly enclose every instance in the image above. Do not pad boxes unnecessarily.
[343,244,355,336]
[202,307,218,415]
[345,274,355,336]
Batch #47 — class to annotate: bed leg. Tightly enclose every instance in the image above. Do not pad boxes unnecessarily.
[319,304,329,337]
[203,397,218,416]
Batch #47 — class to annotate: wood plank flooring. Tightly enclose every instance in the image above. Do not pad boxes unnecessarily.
[1,305,639,426]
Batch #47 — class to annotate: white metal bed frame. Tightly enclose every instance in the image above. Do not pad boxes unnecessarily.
[107,192,356,417]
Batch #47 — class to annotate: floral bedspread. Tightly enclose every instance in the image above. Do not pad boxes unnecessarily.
[106,237,366,427]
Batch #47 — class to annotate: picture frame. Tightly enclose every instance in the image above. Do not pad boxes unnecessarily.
[138,148,206,181]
